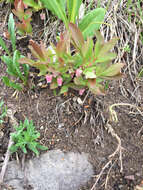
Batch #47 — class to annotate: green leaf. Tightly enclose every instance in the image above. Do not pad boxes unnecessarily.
[13,50,26,82]
[98,38,118,57]
[0,37,10,55]
[96,62,111,76]
[37,144,48,150]
[21,146,27,154]
[99,63,125,77]
[67,0,82,23]
[23,64,29,82]
[84,70,96,79]
[2,76,22,90]
[40,0,68,27]
[81,38,93,60]
[96,52,117,63]
[8,13,16,52]
[89,84,105,96]
[57,0,66,12]
[74,76,87,86]
[9,145,19,153]
[23,0,42,11]
[60,85,69,94]
[1,55,17,76]
[94,31,104,58]
[19,57,48,76]
[28,143,39,156]
[13,50,21,73]
[79,8,106,39]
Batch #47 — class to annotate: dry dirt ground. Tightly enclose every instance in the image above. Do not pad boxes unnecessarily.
[0,1,143,190]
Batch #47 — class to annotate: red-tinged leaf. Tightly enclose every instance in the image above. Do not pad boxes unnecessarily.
[60,85,69,94]
[69,23,84,48]
[99,63,125,77]
[90,85,105,96]
[100,73,125,80]
[39,42,51,59]
[12,0,25,20]
[95,30,104,43]
[87,79,105,95]
[19,57,35,65]
[29,40,45,60]
[74,76,87,86]
[87,78,96,88]
[98,37,118,57]
[96,62,111,76]
[81,38,93,59]
[56,33,66,56]
[94,31,104,58]
[14,0,24,13]
[16,19,32,35]
[3,30,10,40]
[25,9,32,18]
[50,81,58,89]
[56,31,70,56]
[96,52,117,63]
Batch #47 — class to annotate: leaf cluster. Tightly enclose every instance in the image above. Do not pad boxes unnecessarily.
[41,0,106,40]
[19,23,124,95]
[10,119,48,156]
[12,0,32,35]
[0,13,29,91]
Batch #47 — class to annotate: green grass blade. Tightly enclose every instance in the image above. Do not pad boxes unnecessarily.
[79,8,106,39]
[57,0,66,12]
[0,37,10,55]
[40,0,68,27]
[67,0,82,23]
[8,13,16,52]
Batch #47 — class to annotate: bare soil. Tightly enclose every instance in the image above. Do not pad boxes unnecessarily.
[0,2,143,190]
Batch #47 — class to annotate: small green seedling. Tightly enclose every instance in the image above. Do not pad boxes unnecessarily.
[0,100,7,125]
[123,44,131,53]
[0,13,29,90]
[10,118,48,156]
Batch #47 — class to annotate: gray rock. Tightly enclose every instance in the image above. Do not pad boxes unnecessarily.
[4,150,93,190]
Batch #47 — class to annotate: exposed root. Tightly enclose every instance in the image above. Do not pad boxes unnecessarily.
[109,103,143,123]
[0,108,18,186]
[0,136,13,184]
[91,121,124,190]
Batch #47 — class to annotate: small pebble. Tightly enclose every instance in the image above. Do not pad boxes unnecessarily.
[77,97,83,105]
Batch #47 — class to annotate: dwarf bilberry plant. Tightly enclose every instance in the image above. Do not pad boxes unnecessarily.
[19,23,124,95]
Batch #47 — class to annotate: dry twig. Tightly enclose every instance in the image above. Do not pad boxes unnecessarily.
[0,108,18,186]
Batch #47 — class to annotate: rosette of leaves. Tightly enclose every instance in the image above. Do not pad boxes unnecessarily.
[19,23,124,95]
[68,23,125,95]
[10,119,48,156]
[12,0,32,35]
